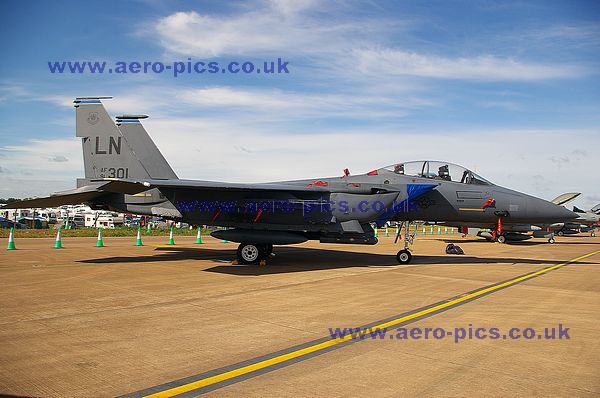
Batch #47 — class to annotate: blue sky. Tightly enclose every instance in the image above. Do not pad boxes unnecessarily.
[0,0,599,208]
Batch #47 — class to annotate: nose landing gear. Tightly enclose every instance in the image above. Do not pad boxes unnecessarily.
[394,221,417,264]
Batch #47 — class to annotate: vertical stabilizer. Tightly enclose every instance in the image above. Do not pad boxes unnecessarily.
[75,97,150,180]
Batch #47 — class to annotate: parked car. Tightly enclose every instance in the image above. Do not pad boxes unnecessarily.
[0,217,29,229]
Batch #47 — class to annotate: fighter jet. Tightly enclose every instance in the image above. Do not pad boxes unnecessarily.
[556,204,600,237]
[4,97,577,264]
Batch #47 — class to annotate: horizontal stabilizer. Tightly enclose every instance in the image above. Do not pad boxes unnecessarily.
[2,189,107,209]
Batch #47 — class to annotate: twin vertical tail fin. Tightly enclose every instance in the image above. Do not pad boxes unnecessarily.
[74,97,178,183]
[115,115,178,179]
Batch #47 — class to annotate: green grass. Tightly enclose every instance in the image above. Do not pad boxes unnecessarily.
[0,227,214,238]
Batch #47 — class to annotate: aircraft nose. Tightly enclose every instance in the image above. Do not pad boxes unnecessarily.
[528,197,577,222]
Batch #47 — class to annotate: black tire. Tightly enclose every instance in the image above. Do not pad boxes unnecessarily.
[260,244,273,257]
[237,243,261,264]
[497,234,506,244]
[548,237,555,244]
[396,249,412,264]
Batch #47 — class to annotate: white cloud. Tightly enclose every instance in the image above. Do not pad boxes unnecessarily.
[525,24,600,49]
[352,48,585,81]
[0,139,82,180]
[153,5,359,58]
[148,4,587,83]
[175,86,431,117]
[48,155,69,163]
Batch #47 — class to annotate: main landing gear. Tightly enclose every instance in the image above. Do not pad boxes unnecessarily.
[236,243,273,265]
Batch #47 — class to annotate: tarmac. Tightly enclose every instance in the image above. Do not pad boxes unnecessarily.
[1,232,599,397]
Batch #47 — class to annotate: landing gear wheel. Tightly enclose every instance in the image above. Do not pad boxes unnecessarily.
[591,231,596,237]
[557,231,564,236]
[396,249,412,264]
[548,237,555,244]
[497,234,506,244]
[237,243,261,264]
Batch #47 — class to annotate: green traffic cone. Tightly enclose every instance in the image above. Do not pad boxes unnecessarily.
[135,227,143,246]
[195,227,203,244]
[54,227,63,249]
[7,227,16,250]
[167,227,175,245]
[374,228,378,238]
[96,228,104,247]
[385,227,389,237]
[146,223,151,234]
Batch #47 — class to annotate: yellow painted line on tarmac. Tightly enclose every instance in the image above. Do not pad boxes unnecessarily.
[458,208,485,212]
[143,249,600,398]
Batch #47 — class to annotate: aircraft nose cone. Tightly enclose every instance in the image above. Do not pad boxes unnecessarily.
[527,197,578,222]
[558,206,578,221]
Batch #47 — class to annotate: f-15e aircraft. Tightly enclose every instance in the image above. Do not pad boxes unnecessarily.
[558,204,600,237]
[5,97,577,264]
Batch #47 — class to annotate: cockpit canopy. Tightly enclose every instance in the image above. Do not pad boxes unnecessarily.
[383,161,493,185]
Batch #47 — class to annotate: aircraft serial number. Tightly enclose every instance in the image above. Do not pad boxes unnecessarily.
[99,167,129,178]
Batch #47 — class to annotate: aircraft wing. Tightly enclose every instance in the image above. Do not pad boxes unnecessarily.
[550,192,581,206]
[3,178,432,210]
[95,178,405,195]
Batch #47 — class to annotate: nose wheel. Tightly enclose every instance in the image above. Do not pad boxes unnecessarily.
[396,249,412,264]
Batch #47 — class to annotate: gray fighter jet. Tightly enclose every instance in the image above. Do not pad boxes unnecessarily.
[5,97,577,264]
[556,205,600,237]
